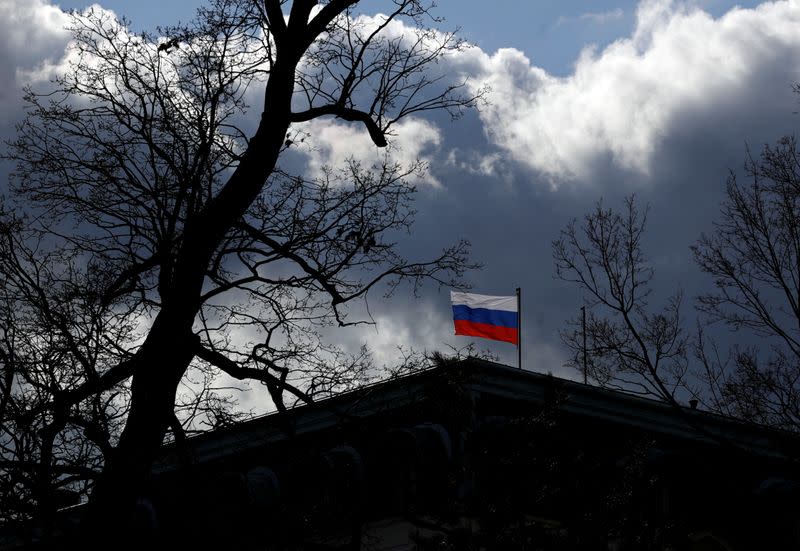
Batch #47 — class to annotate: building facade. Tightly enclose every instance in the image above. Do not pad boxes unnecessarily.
[7,358,800,550]
[143,359,800,550]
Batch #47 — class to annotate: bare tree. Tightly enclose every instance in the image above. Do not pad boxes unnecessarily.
[554,135,800,437]
[553,196,690,404]
[0,219,127,540]
[3,0,479,540]
[692,136,800,431]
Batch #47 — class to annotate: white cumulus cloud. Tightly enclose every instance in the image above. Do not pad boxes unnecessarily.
[0,0,73,124]
[293,117,443,187]
[453,0,800,185]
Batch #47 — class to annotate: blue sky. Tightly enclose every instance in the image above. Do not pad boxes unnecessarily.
[51,0,763,74]
[2,0,800,406]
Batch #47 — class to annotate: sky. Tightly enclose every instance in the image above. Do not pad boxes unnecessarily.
[2,0,800,394]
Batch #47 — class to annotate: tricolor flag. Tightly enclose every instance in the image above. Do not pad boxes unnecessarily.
[451,291,519,345]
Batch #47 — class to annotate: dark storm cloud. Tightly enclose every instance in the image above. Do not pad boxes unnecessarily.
[328,0,800,376]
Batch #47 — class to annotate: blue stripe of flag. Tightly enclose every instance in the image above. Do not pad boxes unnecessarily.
[452,305,518,329]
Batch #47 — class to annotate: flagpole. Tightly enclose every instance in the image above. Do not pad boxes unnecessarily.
[516,287,522,370]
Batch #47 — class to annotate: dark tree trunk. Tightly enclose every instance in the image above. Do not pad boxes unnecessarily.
[81,314,196,544]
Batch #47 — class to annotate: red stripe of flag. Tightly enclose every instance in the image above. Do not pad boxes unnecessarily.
[454,319,518,345]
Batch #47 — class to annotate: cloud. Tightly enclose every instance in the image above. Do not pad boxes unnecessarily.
[580,8,626,24]
[558,8,626,26]
[3,0,799,388]
[363,304,452,366]
[326,294,573,379]
[455,0,800,185]
[292,117,443,187]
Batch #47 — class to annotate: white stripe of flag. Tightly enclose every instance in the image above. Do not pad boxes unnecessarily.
[450,291,517,312]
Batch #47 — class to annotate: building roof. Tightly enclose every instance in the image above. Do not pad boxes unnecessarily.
[154,358,799,471]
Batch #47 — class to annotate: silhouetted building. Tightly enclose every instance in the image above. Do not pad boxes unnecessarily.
[10,358,800,549]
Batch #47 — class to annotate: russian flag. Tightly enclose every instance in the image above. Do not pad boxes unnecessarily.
[451,291,519,345]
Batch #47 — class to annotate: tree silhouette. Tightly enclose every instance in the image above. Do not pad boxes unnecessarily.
[554,131,800,438]
[2,0,479,541]
[693,135,800,431]
[553,196,690,404]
